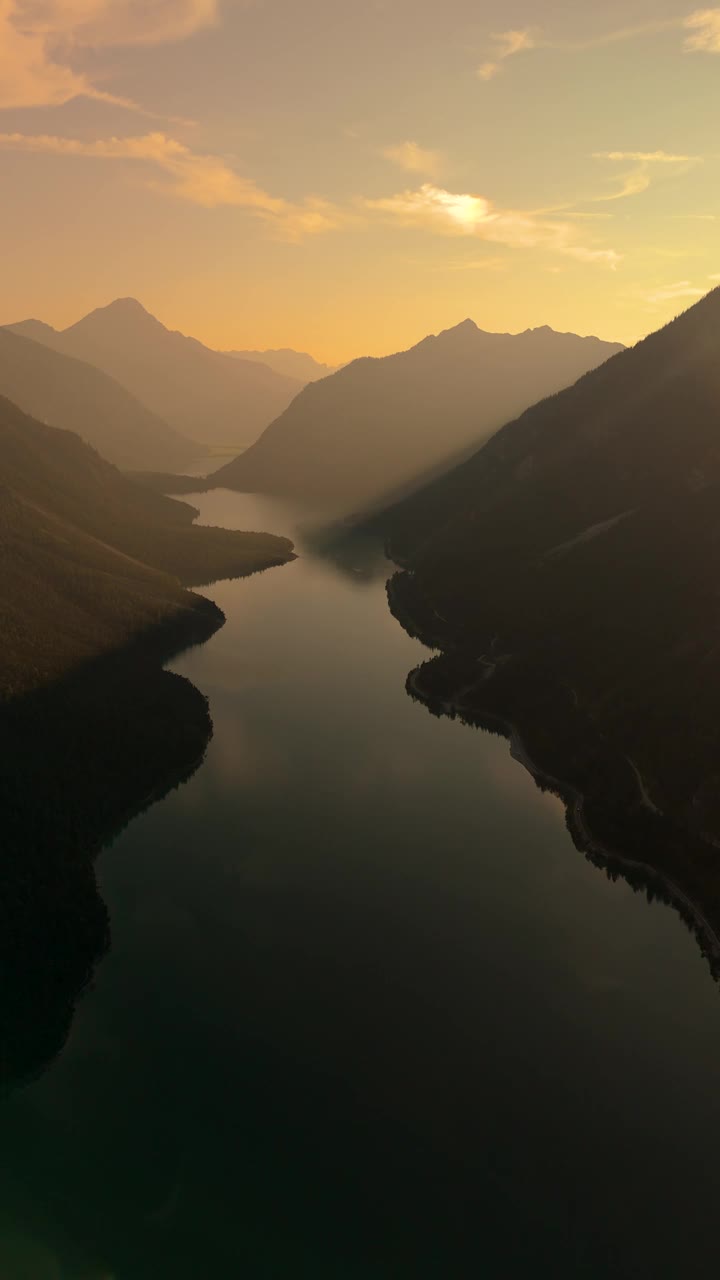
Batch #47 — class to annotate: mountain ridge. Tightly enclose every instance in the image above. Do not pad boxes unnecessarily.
[209,319,624,510]
[224,346,340,383]
[7,299,304,450]
[0,325,201,472]
[376,287,720,950]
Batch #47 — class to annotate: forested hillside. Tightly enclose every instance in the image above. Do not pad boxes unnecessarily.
[380,289,720,919]
[0,397,294,699]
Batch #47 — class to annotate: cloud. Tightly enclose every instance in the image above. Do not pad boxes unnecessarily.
[496,28,536,57]
[477,27,535,80]
[684,8,720,51]
[15,0,218,46]
[0,129,349,238]
[0,0,218,109]
[593,150,700,163]
[556,20,684,51]
[644,280,707,304]
[477,12,720,80]
[0,0,93,107]
[364,183,620,267]
[592,149,702,201]
[382,140,442,177]
[447,256,508,272]
[709,271,720,280]
[0,127,623,265]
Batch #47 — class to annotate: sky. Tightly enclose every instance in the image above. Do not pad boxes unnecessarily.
[0,0,718,362]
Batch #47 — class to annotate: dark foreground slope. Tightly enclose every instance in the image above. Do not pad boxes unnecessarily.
[210,321,623,511]
[0,403,294,696]
[381,289,720,965]
[0,326,200,472]
[9,300,303,448]
[0,401,294,1092]
[0,651,215,1093]
[1,396,293,577]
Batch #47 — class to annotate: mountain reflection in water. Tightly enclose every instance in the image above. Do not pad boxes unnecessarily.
[2,490,720,1278]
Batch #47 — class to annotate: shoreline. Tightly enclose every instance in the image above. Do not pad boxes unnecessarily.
[392,559,720,979]
[409,661,720,972]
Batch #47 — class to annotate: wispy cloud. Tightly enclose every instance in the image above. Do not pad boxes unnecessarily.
[382,140,442,178]
[16,0,219,47]
[477,27,535,80]
[0,0,218,109]
[554,20,684,51]
[592,149,703,201]
[684,8,720,51]
[594,150,700,163]
[0,128,625,266]
[567,11,720,54]
[363,183,620,266]
[643,279,707,304]
[477,10,720,82]
[0,129,350,239]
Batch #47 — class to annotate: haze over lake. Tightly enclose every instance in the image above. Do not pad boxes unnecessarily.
[3,490,720,1277]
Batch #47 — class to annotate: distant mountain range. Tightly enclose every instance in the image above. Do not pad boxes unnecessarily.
[225,348,340,383]
[0,325,199,473]
[210,321,624,511]
[7,300,303,450]
[378,286,720,952]
[0,396,293,700]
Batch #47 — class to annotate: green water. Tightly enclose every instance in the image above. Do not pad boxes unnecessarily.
[2,489,720,1278]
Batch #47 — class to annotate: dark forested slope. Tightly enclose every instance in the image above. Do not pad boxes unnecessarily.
[0,326,200,472]
[382,289,720,893]
[0,398,293,1094]
[210,321,623,510]
[0,397,294,698]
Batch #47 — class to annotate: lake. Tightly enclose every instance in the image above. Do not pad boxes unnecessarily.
[2,489,720,1278]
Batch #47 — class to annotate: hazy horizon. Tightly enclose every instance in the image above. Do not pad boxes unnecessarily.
[5,294,634,364]
[1,0,719,362]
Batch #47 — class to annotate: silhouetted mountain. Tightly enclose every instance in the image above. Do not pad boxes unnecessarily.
[9,318,56,344]
[380,288,720,952]
[209,321,623,510]
[8,300,303,449]
[0,396,294,699]
[0,652,212,1093]
[0,396,295,1095]
[0,326,200,472]
[225,348,340,383]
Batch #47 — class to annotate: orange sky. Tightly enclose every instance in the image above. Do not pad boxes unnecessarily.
[0,0,719,362]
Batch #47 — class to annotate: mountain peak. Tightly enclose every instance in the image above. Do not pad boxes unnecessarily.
[447,318,478,335]
[64,297,162,339]
[103,297,151,316]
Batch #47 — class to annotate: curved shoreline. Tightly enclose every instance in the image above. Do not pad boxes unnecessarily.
[403,628,720,980]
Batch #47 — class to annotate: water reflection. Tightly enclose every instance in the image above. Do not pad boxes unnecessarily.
[3,491,720,1276]
[0,650,217,1096]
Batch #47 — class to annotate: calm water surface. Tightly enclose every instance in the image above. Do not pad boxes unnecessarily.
[3,490,720,1278]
